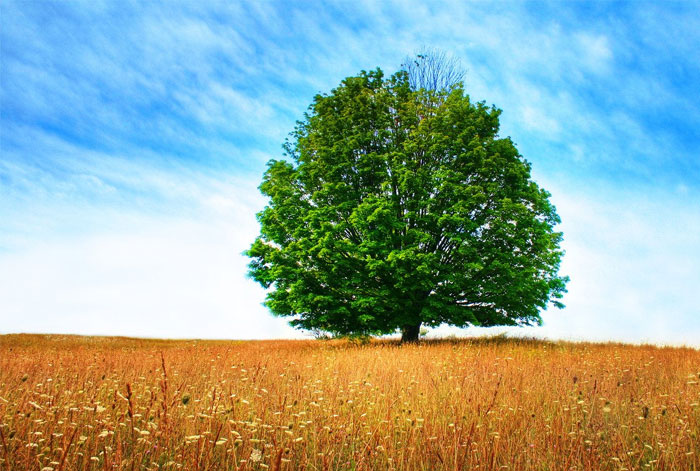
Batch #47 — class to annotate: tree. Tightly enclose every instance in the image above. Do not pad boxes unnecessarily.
[247,64,568,342]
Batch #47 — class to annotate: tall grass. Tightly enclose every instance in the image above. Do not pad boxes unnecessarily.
[1,334,698,470]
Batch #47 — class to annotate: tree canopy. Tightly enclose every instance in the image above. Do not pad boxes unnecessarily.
[247,66,567,341]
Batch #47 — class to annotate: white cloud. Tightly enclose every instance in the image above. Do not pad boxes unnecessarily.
[0,189,305,340]
[575,33,613,74]
[521,105,562,136]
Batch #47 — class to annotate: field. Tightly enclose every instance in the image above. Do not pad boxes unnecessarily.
[1,335,699,471]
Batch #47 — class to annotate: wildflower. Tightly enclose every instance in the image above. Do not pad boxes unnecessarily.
[250,449,262,462]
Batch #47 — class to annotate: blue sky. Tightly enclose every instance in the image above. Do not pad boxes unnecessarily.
[1,1,699,344]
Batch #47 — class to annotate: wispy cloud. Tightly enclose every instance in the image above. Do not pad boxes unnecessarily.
[0,214,305,339]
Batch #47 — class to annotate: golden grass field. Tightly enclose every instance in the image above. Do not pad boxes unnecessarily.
[1,334,698,471]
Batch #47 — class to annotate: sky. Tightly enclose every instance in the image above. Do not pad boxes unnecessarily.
[1,1,699,345]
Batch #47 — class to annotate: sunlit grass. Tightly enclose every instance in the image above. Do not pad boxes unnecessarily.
[1,334,698,470]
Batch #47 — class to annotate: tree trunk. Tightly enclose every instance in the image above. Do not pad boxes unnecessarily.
[401,323,421,343]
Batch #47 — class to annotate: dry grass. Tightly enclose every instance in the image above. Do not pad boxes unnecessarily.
[1,334,699,471]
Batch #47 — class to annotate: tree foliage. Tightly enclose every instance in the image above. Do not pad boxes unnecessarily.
[247,65,567,341]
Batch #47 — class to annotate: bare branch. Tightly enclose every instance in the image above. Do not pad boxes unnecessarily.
[402,48,465,93]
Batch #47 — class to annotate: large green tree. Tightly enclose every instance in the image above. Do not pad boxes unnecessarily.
[247,67,567,342]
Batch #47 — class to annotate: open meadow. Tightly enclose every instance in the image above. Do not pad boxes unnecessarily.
[1,334,698,471]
